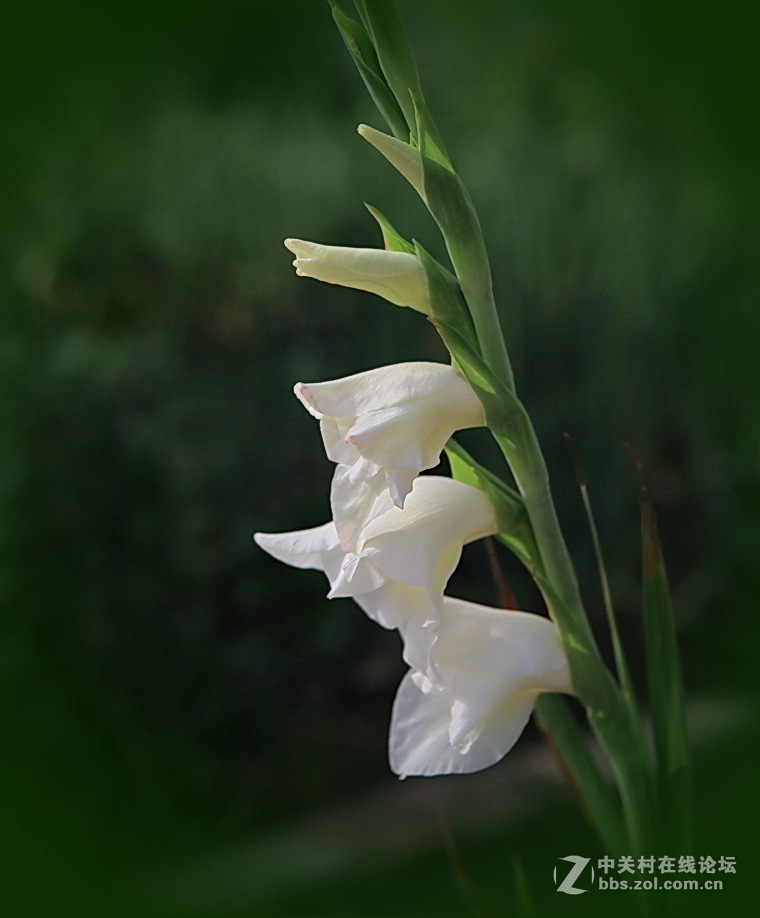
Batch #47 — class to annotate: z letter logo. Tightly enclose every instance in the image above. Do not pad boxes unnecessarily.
[554,855,593,895]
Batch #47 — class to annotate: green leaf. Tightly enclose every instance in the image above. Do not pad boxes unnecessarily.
[535,694,627,854]
[352,0,422,136]
[330,4,409,139]
[407,88,451,171]
[635,452,693,851]
[412,241,476,344]
[364,203,415,254]
[425,315,498,400]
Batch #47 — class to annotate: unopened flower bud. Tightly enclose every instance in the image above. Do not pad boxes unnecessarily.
[284,238,430,313]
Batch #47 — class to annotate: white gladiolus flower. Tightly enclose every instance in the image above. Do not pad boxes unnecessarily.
[254,476,496,675]
[357,124,426,201]
[295,362,486,514]
[390,597,573,777]
[284,238,430,313]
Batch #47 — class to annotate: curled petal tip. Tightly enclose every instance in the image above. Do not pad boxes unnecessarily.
[293,382,322,419]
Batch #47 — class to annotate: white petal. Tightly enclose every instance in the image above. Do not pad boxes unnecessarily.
[292,382,322,419]
[293,364,484,508]
[361,477,496,587]
[385,467,418,508]
[433,599,572,746]
[355,578,440,632]
[319,417,360,466]
[346,405,431,472]
[434,597,572,690]
[389,599,573,777]
[389,671,535,777]
[294,362,468,419]
[253,523,339,570]
[326,552,385,598]
[346,371,484,486]
[330,462,394,553]
[389,672,465,777]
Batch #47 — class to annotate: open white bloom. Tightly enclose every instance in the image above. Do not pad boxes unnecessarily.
[357,124,426,201]
[295,362,485,514]
[284,238,430,313]
[391,597,573,777]
[254,476,496,675]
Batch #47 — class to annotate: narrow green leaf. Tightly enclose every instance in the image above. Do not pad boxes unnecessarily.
[413,241,477,345]
[406,88,450,169]
[364,203,415,254]
[571,451,658,850]
[565,435,639,714]
[535,694,627,854]
[353,0,422,136]
[579,480,635,691]
[431,317,497,398]
[634,450,693,851]
[331,4,409,139]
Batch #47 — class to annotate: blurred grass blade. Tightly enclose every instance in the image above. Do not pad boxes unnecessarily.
[632,447,693,851]
[565,433,640,716]
[580,480,636,694]
[511,857,535,917]
[352,0,423,137]
[569,441,659,850]
[535,694,627,854]
[329,3,410,139]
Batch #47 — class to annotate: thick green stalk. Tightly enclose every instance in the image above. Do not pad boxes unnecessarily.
[441,217,515,396]
[497,428,586,633]
[485,391,657,854]
[409,94,515,394]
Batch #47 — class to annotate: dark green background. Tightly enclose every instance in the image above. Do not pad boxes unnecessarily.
[1,1,757,915]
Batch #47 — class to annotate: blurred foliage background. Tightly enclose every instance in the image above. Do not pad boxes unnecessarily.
[1,1,757,915]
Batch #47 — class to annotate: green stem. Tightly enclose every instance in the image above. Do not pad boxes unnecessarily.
[489,403,657,855]
[441,221,515,396]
